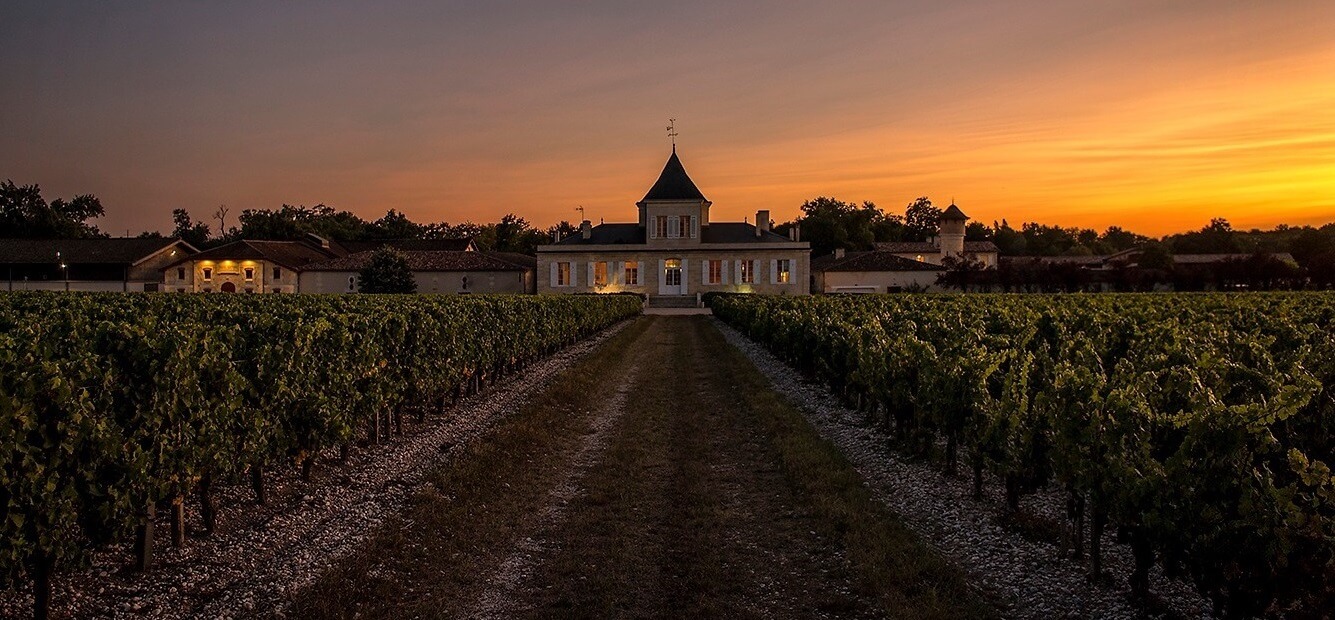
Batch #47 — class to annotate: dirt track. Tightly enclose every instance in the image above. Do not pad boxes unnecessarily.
[292,316,985,619]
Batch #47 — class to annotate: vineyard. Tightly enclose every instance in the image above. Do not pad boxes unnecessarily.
[0,291,641,618]
[709,292,1335,618]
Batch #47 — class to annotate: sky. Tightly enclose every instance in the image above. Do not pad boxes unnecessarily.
[3,0,1334,237]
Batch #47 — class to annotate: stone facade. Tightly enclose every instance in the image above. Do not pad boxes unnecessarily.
[537,148,810,297]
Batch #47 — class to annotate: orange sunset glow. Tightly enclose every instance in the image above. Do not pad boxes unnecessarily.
[4,1,1333,236]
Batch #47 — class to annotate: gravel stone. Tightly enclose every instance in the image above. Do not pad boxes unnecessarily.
[714,318,1214,620]
[0,320,632,620]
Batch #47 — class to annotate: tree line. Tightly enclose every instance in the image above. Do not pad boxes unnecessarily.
[3,180,1332,271]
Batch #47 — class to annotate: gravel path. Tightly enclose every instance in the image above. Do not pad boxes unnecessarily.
[714,318,1215,620]
[465,352,644,619]
[0,321,631,620]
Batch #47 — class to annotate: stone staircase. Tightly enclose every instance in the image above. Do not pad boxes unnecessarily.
[647,295,701,309]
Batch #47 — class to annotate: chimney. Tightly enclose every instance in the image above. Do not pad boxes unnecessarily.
[834,248,845,259]
[306,232,331,249]
[580,219,592,240]
[755,210,770,237]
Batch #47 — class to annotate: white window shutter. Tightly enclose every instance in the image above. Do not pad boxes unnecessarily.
[770,259,778,284]
[701,260,709,285]
[691,216,698,239]
[550,262,558,287]
[681,259,688,294]
[614,261,622,285]
[587,263,595,288]
[658,259,665,288]
[734,260,742,284]
[722,259,729,284]
[650,219,657,239]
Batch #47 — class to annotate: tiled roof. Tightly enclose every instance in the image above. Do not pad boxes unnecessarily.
[0,238,191,264]
[550,222,799,246]
[302,250,530,272]
[1172,253,1296,265]
[875,240,999,253]
[178,240,337,270]
[812,251,946,273]
[1000,255,1107,266]
[701,223,796,244]
[485,251,538,270]
[640,149,707,202]
[554,223,645,245]
[339,238,475,253]
[940,204,969,220]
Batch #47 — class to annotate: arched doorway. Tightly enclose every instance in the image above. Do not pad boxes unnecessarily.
[221,282,236,293]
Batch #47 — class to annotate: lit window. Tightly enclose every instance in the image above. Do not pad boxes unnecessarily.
[244,267,254,281]
[594,262,608,287]
[664,259,682,286]
[273,267,282,280]
[176,267,185,280]
[777,259,792,283]
[202,267,212,281]
[624,261,639,285]
[557,262,571,286]
[740,260,755,284]
[708,259,723,284]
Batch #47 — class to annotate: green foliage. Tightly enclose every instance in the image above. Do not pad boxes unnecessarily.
[710,292,1335,617]
[358,247,417,294]
[0,292,640,599]
[0,180,105,239]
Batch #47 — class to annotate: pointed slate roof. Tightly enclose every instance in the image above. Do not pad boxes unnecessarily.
[640,148,707,202]
[941,204,969,220]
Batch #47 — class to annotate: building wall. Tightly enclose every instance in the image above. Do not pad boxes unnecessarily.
[641,201,706,248]
[5,280,137,292]
[129,244,192,282]
[890,251,998,268]
[537,249,810,296]
[163,259,298,293]
[817,270,943,293]
[299,270,530,294]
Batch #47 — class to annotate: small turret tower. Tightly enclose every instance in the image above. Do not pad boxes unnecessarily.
[938,203,968,260]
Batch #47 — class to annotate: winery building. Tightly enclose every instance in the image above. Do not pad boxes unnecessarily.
[536,148,810,299]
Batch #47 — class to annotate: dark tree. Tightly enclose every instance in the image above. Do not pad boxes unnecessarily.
[903,197,941,241]
[171,209,213,248]
[367,209,424,240]
[1167,218,1243,254]
[1099,226,1148,252]
[0,180,106,238]
[358,247,417,293]
[546,220,578,242]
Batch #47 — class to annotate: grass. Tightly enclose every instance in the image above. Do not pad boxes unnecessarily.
[290,315,998,619]
[697,318,998,620]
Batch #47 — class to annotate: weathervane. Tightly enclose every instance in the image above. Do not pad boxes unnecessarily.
[666,118,678,149]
